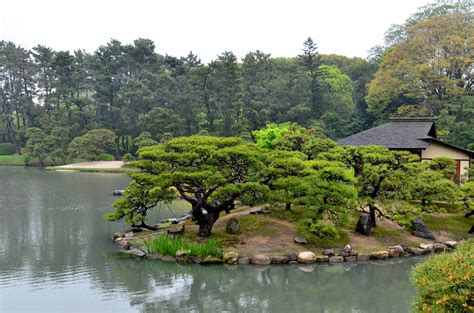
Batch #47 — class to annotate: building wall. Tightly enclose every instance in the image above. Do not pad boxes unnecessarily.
[421,142,471,179]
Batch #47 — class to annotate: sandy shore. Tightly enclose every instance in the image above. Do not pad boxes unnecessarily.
[55,161,124,169]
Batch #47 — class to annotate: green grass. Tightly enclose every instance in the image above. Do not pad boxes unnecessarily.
[269,205,308,223]
[237,215,280,236]
[422,213,473,240]
[144,234,224,258]
[371,225,406,242]
[0,155,25,165]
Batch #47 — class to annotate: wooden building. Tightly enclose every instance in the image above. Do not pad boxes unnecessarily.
[337,117,473,182]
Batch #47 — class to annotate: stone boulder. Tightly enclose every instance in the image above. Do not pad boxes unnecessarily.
[357,253,369,261]
[161,255,177,262]
[146,253,162,260]
[419,243,434,252]
[344,256,357,262]
[433,243,448,252]
[237,256,250,265]
[202,256,223,264]
[188,256,203,264]
[370,251,389,260]
[411,218,435,240]
[284,252,298,262]
[342,244,352,253]
[444,241,457,249]
[294,236,308,244]
[297,251,317,264]
[407,247,425,255]
[223,251,239,264]
[176,249,190,258]
[322,249,335,257]
[388,245,404,257]
[329,256,344,263]
[355,213,372,236]
[126,249,146,257]
[117,239,131,250]
[112,232,124,240]
[251,254,271,265]
[315,255,329,263]
[271,256,289,264]
[225,218,240,234]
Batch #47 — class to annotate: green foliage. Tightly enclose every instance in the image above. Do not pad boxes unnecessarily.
[253,122,302,150]
[133,131,158,150]
[68,129,116,161]
[0,143,15,155]
[24,127,56,166]
[122,136,269,236]
[296,218,341,240]
[411,239,473,312]
[122,153,134,162]
[144,234,223,258]
[105,172,175,228]
[408,170,459,206]
[366,4,473,142]
[97,153,114,161]
[429,157,456,177]
[382,201,421,227]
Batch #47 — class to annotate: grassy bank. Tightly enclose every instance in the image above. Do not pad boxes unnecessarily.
[0,155,25,165]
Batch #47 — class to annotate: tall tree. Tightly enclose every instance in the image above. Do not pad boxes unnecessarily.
[299,37,324,118]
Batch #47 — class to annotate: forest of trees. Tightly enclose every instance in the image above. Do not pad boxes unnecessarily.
[0,0,472,162]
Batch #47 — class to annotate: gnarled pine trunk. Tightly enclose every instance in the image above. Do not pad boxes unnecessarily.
[193,205,220,237]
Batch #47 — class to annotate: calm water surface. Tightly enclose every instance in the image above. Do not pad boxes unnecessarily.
[0,167,422,313]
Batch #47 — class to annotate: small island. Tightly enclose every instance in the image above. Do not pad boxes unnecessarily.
[106,125,473,266]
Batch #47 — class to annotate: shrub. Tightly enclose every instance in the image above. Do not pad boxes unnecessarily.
[297,218,341,239]
[383,202,421,227]
[144,234,223,258]
[97,153,114,161]
[122,153,134,162]
[0,143,15,155]
[411,239,473,312]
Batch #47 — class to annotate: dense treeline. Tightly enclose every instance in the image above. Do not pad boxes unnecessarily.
[0,0,472,162]
[0,37,375,159]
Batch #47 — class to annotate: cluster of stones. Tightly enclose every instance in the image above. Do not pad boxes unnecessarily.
[114,228,459,265]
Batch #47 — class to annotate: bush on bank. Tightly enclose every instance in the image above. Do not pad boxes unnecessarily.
[411,239,473,312]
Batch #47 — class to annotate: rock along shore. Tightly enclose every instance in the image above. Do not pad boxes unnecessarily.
[113,231,459,266]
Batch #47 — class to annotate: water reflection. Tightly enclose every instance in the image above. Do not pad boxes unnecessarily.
[0,168,419,313]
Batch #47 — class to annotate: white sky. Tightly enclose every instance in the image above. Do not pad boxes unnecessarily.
[0,0,432,62]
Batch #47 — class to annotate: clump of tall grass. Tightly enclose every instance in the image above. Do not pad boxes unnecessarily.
[144,234,223,258]
[411,239,473,312]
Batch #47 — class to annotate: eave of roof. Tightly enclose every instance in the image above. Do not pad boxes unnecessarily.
[422,138,474,157]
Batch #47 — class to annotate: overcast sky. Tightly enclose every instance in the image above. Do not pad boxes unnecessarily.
[0,0,432,62]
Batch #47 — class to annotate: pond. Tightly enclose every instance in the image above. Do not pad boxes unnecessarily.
[0,167,422,312]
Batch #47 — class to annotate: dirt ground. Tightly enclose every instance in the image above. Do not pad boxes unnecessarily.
[133,207,472,257]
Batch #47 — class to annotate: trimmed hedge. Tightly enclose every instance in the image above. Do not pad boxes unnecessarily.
[411,239,473,312]
[97,153,114,161]
[0,143,15,155]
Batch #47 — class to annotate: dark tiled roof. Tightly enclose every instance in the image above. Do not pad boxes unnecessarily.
[337,121,436,149]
